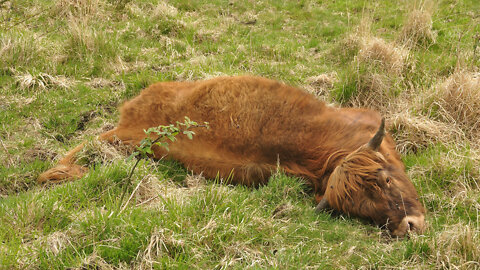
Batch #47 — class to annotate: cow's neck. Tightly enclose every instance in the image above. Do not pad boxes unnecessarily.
[305,116,378,195]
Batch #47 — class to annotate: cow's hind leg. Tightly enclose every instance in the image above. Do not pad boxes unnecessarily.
[37,143,88,184]
[38,128,142,184]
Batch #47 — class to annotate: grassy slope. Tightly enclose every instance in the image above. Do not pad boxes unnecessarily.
[1,0,480,268]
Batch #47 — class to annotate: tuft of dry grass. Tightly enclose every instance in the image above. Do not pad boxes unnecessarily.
[388,110,465,153]
[77,252,119,270]
[341,16,409,75]
[344,17,372,49]
[0,31,46,69]
[129,170,208,210]
[336,17,411,111]
[432,224,480,268]
[138,228,186,268]
[184,174,206,188]
[399,6,436,47]
[219,242,267,268]
[110,56,149,75]
[358,37,409,75]
[44,231,71,256]
[433,70,480,137]
[151,1,179,18]
[349,72,398,111]
[14,72,76,91]
[86,78,126,91]
[66,17,96,52]
[24,146,58,163]
[63,15,116,64]
[53,0,105,19]
[133,175,165,207]
[305,72,338,97]
[0,94,36,109]
[76,137,130,167]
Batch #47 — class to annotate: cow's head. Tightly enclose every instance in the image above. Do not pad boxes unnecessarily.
[316,119,426,237]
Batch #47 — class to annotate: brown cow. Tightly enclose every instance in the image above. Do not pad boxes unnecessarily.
[38,76,425,237]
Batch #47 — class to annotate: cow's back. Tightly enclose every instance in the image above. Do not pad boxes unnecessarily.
[177,76,328,155]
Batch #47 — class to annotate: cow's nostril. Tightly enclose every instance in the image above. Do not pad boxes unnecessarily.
[408,221,414,231]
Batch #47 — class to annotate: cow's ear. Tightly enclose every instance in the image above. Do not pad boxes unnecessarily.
[367,118,385,151]
[315,197,330,212]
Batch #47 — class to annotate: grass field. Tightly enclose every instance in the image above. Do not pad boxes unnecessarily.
[1,0,480,268]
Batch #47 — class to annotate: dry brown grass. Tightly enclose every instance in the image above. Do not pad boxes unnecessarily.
[132,174,165,207]
[358,37,409,75]
[337,17,412,112]
[24,146,58,163]
[86,78,126,91]
[63,14,116,67]
[399,6,436,47]
[0,31,46,69]
[349,72,398,112]
[77,252,122,270]
[127,169,208,211]
[44,231,71,256]
[344,17,372,47]
[337,14,480,164]
[432,224,480,269]
[388,110,465,154]
[14,71,76,91]
[76,137,130,167]
[184,173,207,188]
[54,0,106,19]
[342,16,409,75]
[0,94,35,110]
[433,70,480,137]
[305,72,338,97]
[151,1,179,18]
[137,228,186,269]
[110,56,149,75]
[219,242,267,268]
[66,17,96,53]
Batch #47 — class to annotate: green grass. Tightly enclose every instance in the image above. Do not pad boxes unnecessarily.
[1,0,480,268]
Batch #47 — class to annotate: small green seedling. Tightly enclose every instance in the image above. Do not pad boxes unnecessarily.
[118,116,209,211]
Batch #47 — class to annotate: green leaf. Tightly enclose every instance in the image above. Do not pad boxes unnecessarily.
[183,130,194,140]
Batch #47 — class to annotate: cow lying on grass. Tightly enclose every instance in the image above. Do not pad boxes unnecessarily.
[39,76,425,237]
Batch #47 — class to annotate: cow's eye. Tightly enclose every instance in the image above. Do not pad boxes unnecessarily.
[386,177,391,184]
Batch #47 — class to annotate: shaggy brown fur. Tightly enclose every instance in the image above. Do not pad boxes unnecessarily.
[38,76,425,236]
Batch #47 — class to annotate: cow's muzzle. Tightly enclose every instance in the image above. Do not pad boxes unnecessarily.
[391,214,426,237]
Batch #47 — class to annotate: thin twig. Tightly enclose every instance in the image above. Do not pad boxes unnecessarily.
[117,158,141,212]
[116,134,165,213]
[119,175,146,214]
